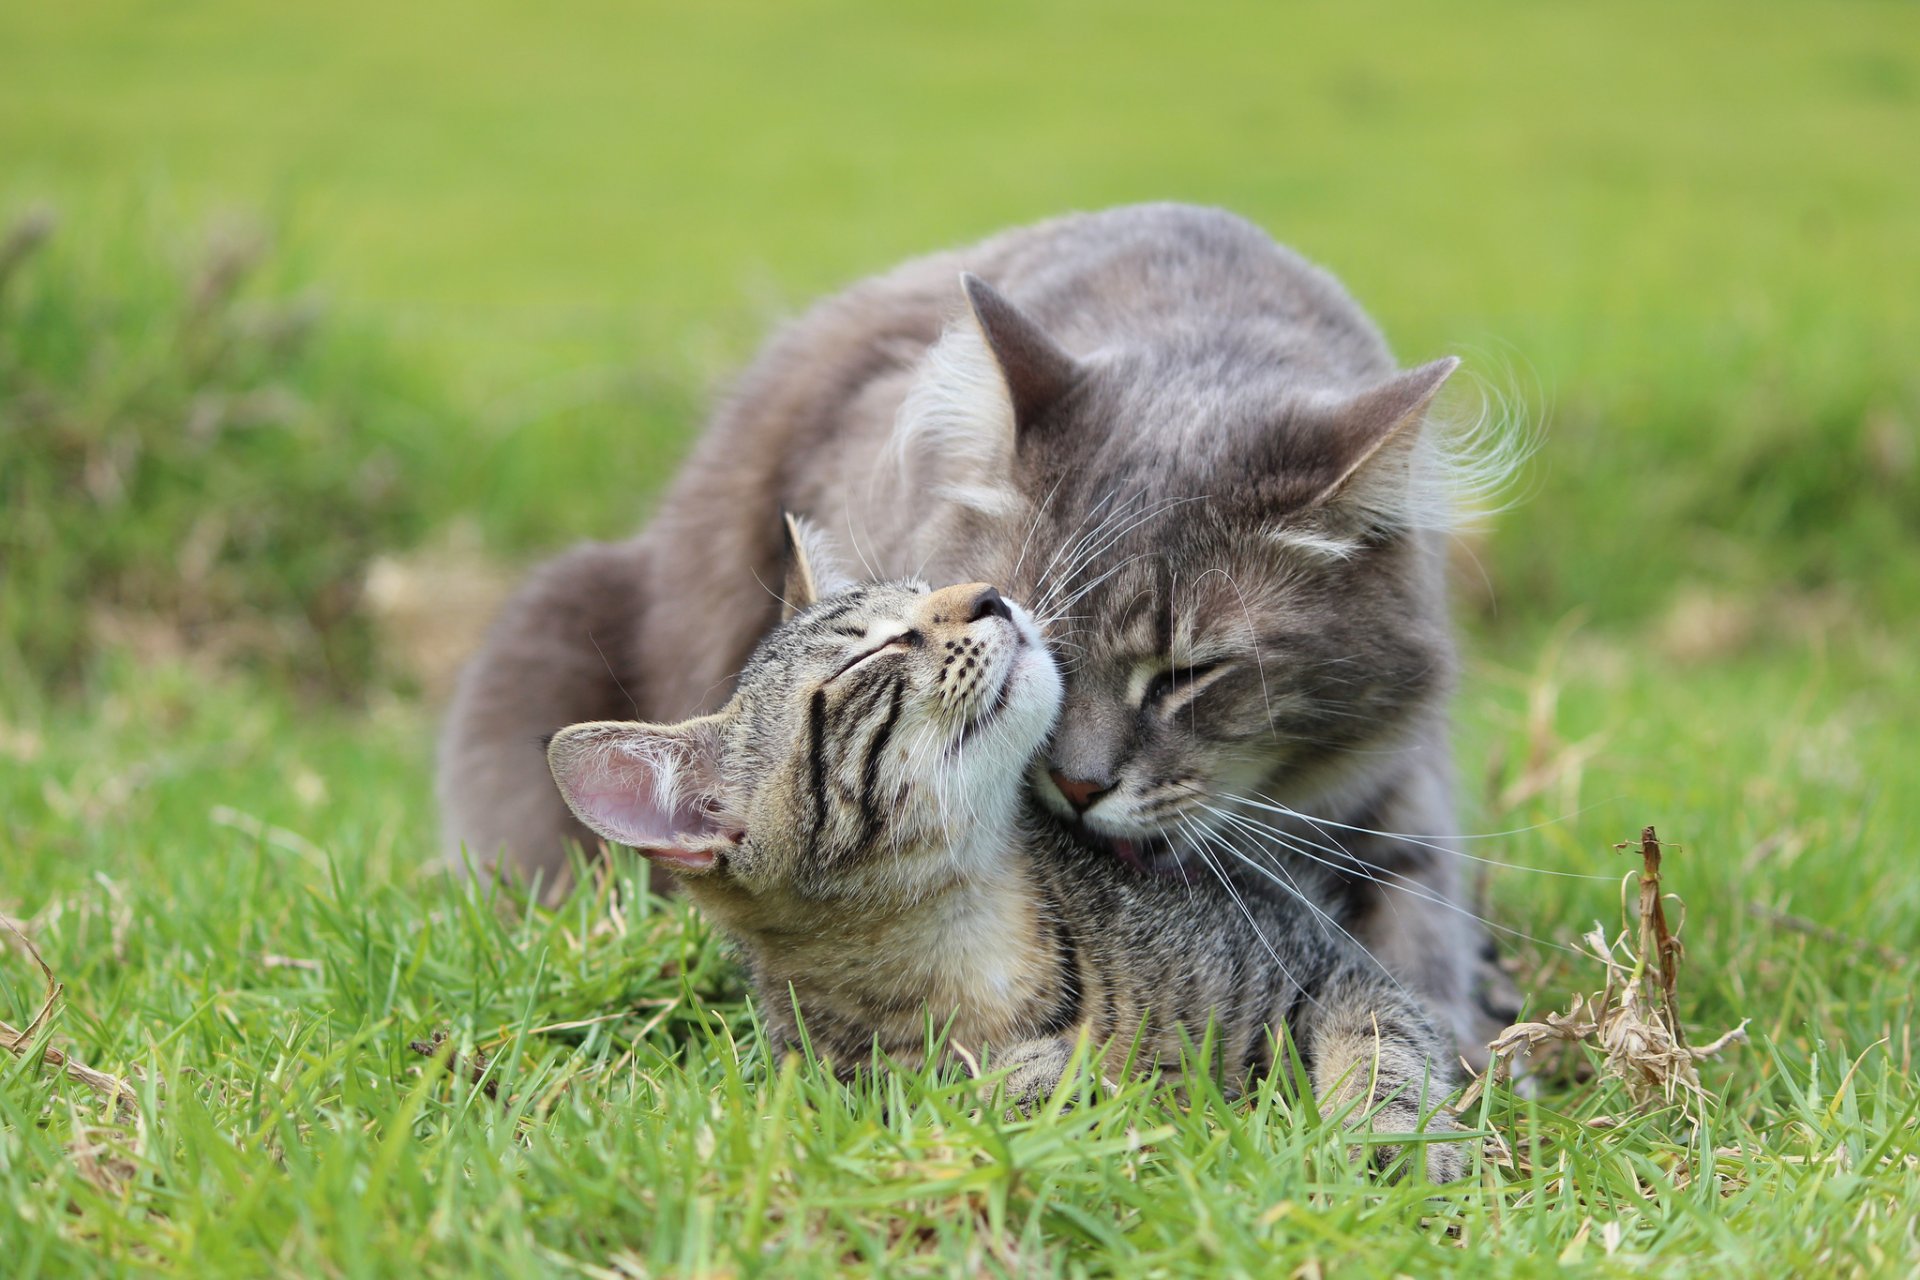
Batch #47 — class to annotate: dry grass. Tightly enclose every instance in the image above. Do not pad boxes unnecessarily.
[1463,828,1748,1116]
[1,919,140,1117]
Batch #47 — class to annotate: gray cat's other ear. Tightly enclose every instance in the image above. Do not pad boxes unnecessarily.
[1309,356,1460,511]
[781,511,853,621]
[546,717,740,873]
[960,273,1082,428]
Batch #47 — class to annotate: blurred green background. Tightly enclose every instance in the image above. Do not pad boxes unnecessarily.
[6,0,1917,672]
[4,4,1919,1272]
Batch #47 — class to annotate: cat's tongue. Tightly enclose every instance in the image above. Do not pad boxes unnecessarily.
[1102,833,1195,882]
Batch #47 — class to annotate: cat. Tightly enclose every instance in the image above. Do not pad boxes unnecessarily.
[440,203,1520,1065]
[545,521,1465,1181]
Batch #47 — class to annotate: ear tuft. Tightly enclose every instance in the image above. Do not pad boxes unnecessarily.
[781,512,853,621]
[959,273,1082,428]
[546,718,739,871]
[889,276,1081,522]
[1309,357,1460,513]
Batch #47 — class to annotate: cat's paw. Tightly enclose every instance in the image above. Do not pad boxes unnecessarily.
[989,1037,1074,1110]
[1355,1101,1468,1184]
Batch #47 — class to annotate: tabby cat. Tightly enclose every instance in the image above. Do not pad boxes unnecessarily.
[442,204,1518,1064]
[545,523,1463,1181]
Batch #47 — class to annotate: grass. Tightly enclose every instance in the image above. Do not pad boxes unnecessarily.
[3,0,1918,1274]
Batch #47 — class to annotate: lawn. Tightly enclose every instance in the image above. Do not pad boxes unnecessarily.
[3,2,1918,1275]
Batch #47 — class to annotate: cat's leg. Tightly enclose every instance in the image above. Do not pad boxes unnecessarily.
[1345,854,1523,1073]
[1342,851,1483,1061]
[1291,960,1466,1184]
[437,539,652,883]
[1327,763,1520,1073]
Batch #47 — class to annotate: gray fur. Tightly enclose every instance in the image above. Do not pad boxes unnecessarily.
[440,203,1519,1063]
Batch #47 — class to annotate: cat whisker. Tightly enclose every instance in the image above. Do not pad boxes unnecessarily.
[1029,486,1135,615]
[1200,802,1583,957]
[1040,550,1163,628]
[1181,813,1334,943]
[910,540,943,584]
[1031,488,1177,618]
[1034,492,1142,602]
[1009,470,1070,586]
[1041,501,1201,617]
[1174,816,1319,1008]
[1036,495,1201,620]
[585,628,641,718]
[842,509,882,582]
[1182,814,1418,1002]
[1233,791,1615,880]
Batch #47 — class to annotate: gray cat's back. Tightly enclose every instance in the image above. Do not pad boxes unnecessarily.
[719,203,1392,443]
[966,203,1390,378]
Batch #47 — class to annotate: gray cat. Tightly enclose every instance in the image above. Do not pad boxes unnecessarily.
[545,527,1464,1181]
[440,203,1518,1063]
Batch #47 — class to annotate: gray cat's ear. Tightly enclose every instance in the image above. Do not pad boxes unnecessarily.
[781,511,853,621]
[889,277,1080,521]
[959,274,1082,428]
[1309,357,1459,513]
[546,717,742,873]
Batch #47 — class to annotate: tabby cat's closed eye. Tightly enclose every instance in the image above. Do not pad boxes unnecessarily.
[832,629,921,680]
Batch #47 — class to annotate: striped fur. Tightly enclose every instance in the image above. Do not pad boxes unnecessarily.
[548,571,1464,1181]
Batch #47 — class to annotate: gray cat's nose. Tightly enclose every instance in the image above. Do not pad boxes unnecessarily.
[1048,769,1111,814]
[968,586,1012,624]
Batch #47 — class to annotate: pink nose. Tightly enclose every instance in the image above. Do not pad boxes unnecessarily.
[1049,770,1110,814]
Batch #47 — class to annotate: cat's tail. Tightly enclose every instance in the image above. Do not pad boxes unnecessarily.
[436,538,654,886]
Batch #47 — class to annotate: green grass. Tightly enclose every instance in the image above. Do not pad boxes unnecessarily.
[3,0,1918,1274]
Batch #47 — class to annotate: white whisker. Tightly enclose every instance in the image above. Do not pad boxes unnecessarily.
[1234,792,1615,880]
[1010,471,1069,585]
[1175,816,1317,1009]
[1201,802,1582,957]
[1187,816,1416,1002]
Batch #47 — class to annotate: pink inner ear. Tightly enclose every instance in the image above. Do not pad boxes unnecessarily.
[570,787,697,842]
[641,846,717,872]
[558,735,737,870]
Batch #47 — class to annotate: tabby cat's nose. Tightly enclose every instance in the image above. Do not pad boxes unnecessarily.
[968,586,1012,624]
[1048,770,1111,814]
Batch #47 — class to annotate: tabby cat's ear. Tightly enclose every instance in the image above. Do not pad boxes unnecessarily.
[781,512,853,622]
[1309,357,1460,514]
[546,718,740,873]
[959,274,1082,429]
